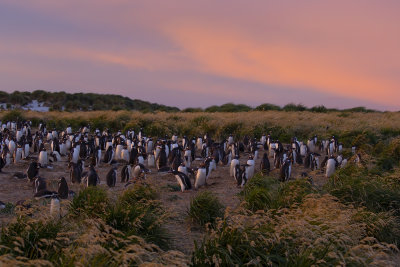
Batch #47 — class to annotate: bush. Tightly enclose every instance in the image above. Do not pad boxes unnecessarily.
[187,191,224,227]
[69,186,109,218]
[106,184,168,248]
[242,174,315,211]
[1,110,25,122]
[325,165,400,215]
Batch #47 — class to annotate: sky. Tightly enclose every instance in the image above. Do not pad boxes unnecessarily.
[0,1,399,111]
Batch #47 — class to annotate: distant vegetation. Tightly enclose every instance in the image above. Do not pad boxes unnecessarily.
[0,90,382,113]
[0,90,180,112]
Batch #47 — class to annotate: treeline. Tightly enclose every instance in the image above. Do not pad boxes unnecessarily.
[184,103,378,113]
[0,90,179,112]
[0,90,379,113]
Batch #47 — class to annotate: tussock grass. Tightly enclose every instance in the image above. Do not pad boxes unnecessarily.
[242,173,316,211]
[192,195,399,266]
[187,191,225,227]
[68,186,109,218]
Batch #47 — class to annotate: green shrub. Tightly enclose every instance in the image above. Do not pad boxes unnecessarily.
[2,109,25,121]
[187,191,224,227]
[106,184,168,248]
[69,186,109,218]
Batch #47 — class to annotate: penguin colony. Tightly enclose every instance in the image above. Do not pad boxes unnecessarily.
[0,120,357,215]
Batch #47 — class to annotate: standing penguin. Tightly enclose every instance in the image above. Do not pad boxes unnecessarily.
[50,196,60,219]
[26,161,39,182]
[326,156,337,178]
[233,163,242,185]
[184,148,192,167]
[57,177,69,199]
[106,165,117,187]
[121,145,130,162]
[280,159,292,182]
[103,146,114,164]
[147,154,155,167]
[95,146,102,166]
[194,164,207,189]
[38,147,48,167]
[70,162,82,184]
[121,164,132,183]
[230,155,239,177]
[178,163,188,176]
[260,153,270,174]
[87,165,100,186]
[170,170,192,192]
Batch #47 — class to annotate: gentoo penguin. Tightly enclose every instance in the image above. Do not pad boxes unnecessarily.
[50,196,60,218]
[246,155,255,180]
[137,154,145,165]
[115,143,123,160]
[326,156,337,178]
[103,146,114,164]
[106,165,117,187]
[34,177,47,194]
[230,156,239,177]
[132,163,150,179]
[170,170,192,192]
[58,177,69,199]
[8,139,16,156]
[260,153,270,174]
[156,145,167,170]
[341,158,348,168]
[26,161,39,182]
[194,164,207,189]
[233,163,241,185]
[121,145,130,162]
[280,159,292,182]
[87,165,100,186]
[70,162,82,184]
[23,141,30,159]
[14,143,23,163]
[237,164,249,187]
[178,163,188,176]
[300,143,308,157]
[184,148,192,167]
[0,156,5,172]
[147,154,155,167]
[95,146,102,166]
[121,164,132,183]
[38,147,48,167]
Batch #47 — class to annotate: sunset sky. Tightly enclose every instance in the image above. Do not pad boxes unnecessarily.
[0,1,399,110]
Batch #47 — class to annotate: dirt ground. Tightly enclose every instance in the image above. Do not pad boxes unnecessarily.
[0,143,328,256]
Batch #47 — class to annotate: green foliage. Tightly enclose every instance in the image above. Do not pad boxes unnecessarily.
[325,164,400,215]
[242,174,315,211]
[352,210,400,246]
[205,103,252,112]
[310,105,328,113]
[68,186,109,218]
[106,184,168,248]
[283,103,307,112]
[255,103,281,111]
[0,90,180,112]
[187,191,225,227]
[0,217,63,260]
[1,110,25,121]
